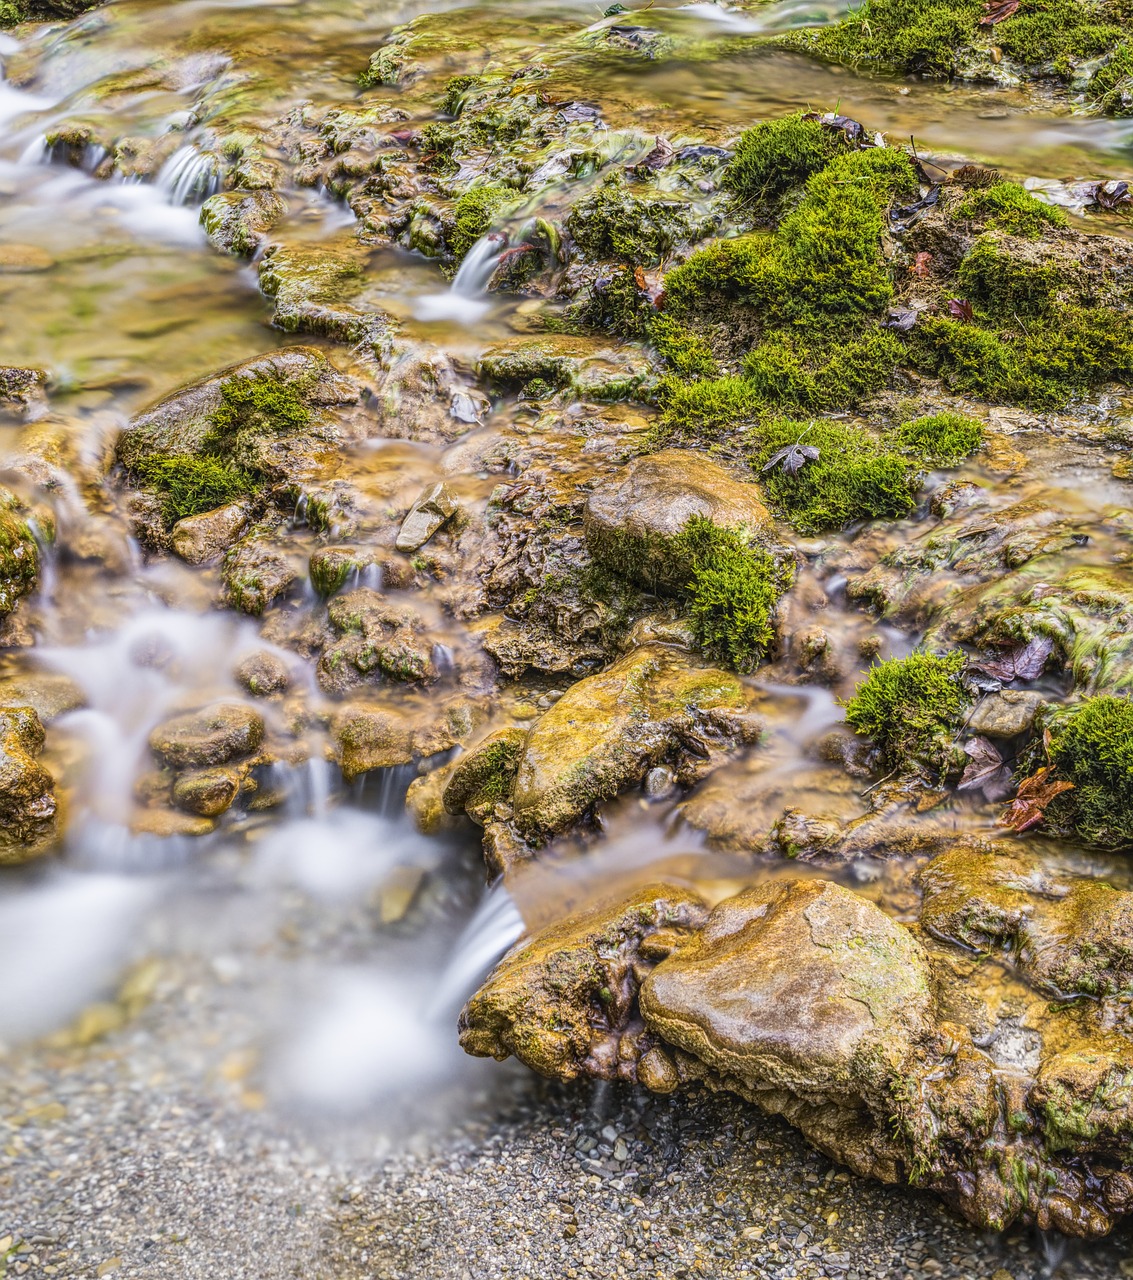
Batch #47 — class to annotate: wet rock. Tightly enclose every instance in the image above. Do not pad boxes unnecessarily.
[0,366,47,413]
[0,706,57,865]
[584,450,778,592]
[117,346,360,476]
[459,883,709,1080]
[0,672,85,720]
[149,702,265,770]
[918,843,1133,999]
[374,344,473,444]
[0,244,54,273]
[477,333,651,400]
[258,243,393,352]
[201,190,287,257]
[442,727,527,824]
[641,879,934,1095]
[170,500,253,565]
[0,489,39,617]
[317,588,434,692]
[405,769,455,836]
[968,689,1045,739]
[234,650,291,697]
[511,644,759,841]
[395,481,457,552]
[172,766,243,818]
[309,546,372,598]
[223,533,299,616]
[329,705,414,782]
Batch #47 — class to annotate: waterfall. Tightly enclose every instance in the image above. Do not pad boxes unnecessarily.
[157,144,221,205]
[427,881,526,1019]
[413,231,507,324]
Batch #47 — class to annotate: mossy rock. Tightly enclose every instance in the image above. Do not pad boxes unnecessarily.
[0,705,57,865]
[0,489,39,616]
[442,727,527,824]
[149,702,265,770]
[200,190,287,258]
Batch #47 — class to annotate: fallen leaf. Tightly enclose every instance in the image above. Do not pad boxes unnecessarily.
[952,164,1001,188]
[948,298,975,323]
[802,111,867,145]
[913,251,934,278]
[980,0,1020,24]
[763,443,820,477]
[1090,180,1132,211]
[633,266,647,290]
[958,736,1014,800]
[1000,766,1074,833]
[883,307,918,332]
[892,185,942,224]
[973,635,1053,682]
[640,136,674,171]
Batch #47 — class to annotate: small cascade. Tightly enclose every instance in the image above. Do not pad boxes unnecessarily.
[352,761,421,818]
[413,231,507,324]
[157,144,221,205]
[427,881,526,1019]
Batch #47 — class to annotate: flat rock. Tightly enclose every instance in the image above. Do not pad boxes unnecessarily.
[968,689,1045,738]
[585,450,778,592]
[395,481,457,552]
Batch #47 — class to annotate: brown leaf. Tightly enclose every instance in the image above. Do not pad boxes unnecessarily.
[913,252,933,279]
[1000,767,1074,833]
[640,136,674,171]
[1090,180,1131,211]
[948,298,975,323]
[633,266,647,291]
[980,0,1020,24]
[958,736,1013,799]
[973,635,1053,682]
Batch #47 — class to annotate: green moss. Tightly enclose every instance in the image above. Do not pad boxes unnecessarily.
[955,182,1066,239]
[669,516,793,672]
[786,0,982,78]
[843,650,970,773]
[418,122,459,174]
[452,183,511,260]
[0,2,26,26]
[1047,695,1133,848]
[1092,41,1133,115]
[652,374,764,445]
[994,0,1122,74]
[955,238,1062,318]
[910,307,1133,409]
[566,174,697,265]
[574,266,652,337]
[752,418,920,535]
[441,74,479,116]
[206,373,311,463]
[742,329,901,411]
[895,412,983,465]
[0,498,38,615]
[648,314,719,379]
[131,455,255,526]
[722,112,844,208]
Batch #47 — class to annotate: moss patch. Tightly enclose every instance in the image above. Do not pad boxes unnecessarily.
[1047,695,1133,848]
[670,516,794,672]
[844,650,970,774]
[751,419,920,535]
[954,183,1066,239]
[132,455,255,526]
[895,412,983,465]
[452,183,512,260]
[722,112,844,210]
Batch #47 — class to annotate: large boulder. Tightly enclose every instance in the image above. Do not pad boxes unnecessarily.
[640,879,934,1096]
[510,644,759,841]
[584,450,778,592]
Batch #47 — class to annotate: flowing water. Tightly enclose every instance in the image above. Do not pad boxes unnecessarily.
[2,0,1133,1273]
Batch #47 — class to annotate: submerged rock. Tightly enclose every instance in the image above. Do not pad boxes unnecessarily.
[511,644,758,841]
[395,481,457,552]
[584,449,778,592]
[149,702,265,770]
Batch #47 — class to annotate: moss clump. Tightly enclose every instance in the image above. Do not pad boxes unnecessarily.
[910,307,1133,410]
[1046,696,1133,848]
[452,183,511,260]
[0,2,26,26]
[573,266,652,338]
[0,498,38,615]
[994,0,1122,74]
[843,650,969,774]
[132,455,255,526]
[670,516,793,672]
[722,112,844,208]
[895,412,983,465]
[652,374,764,445]
[441,74,479,116]
[566,174,696,265]
[1092,42,1133,115]
[955,183,1066,239]
[742,329,902,411]
[752,419,920,535]
[210,373,310,441]
[954,238,1062,318]
[648,315,719,379]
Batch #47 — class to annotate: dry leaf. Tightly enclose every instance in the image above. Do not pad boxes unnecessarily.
[913,251,934,278]
[1000,767,1074,833]
[973,635,1053,682]
[958,736,1013,800]
[980,0,1020,24]
[948,298,975,323]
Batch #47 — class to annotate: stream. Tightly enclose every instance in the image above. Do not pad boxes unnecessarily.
[2,1,1133,1277]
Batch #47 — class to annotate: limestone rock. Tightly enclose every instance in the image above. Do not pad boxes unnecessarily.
[641,879,934,1095]
[0,706,57,865]
[968,689,1045,738]
[171,500,252,565]
[395,482,457,552]
[584,450,777,592]
[459,883,709,1080]
[200,190,287,257]
[511,644,758,840]
[442,727,527,824]
[149,702,264,770]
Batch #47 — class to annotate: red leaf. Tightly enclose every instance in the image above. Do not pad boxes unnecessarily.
[913,251,933,279]
[980,0,1020,24]
[948,298,974,323]
[1000,767,1074,833]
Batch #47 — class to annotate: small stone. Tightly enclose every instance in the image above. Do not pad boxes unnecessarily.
[234,650,291,697]
[150,702,264,769]
[96,1258,123,1277]
[644,766,675,799]
[968,690,1044,739]
[172,766,242,818]
[377,865,426,924]
[171,501,252,565]
[395,482,458,552]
